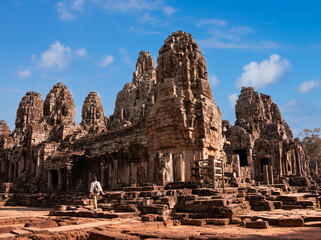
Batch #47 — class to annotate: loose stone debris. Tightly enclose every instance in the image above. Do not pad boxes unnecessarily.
[0,31,320,239]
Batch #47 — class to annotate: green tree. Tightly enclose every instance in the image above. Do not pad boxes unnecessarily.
[300,128,321,174]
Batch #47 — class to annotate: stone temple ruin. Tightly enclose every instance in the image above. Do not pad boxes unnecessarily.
[0,31,320,239]
[0,31,224,192]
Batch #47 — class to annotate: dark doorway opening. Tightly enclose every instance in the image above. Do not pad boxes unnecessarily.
[234,149,248,166]
[52,169,58,188]
[260,158,269,173]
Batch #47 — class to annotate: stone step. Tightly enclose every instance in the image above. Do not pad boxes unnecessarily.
[304,221,321,227]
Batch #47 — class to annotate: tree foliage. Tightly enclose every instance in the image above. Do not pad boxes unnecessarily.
[300,128,321,171]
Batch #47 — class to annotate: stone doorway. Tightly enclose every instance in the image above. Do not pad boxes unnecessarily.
[234,149,248,167]
[52,169,58,188]
[260,158,269,173]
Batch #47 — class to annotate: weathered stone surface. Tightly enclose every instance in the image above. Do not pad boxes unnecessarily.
[25,220,59,228]
[245,220,269,229]
[108,51,156,130]
[224,87,311,184]
[148,31,223,184]
[81,91,106,134]
[44,82,75,126]
[279,217,304,227]
[181,219,206,226]
[14,91,43,138]
[0,121,11,136]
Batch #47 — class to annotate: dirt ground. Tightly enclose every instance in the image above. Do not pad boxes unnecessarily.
[0,206,321,239]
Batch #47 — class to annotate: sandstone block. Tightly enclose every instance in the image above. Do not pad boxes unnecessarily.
[279,217,304,227]
[246,220,269,229]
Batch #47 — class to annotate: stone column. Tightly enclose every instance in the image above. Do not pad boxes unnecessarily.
[100,162,104,188]
[174,154,185,182]
[263,165,269,185]
[13,163,17,180]
[8,163,12,182]
[269,166,274,185]
[66,169,71,190]
[35,155,40,179]
[58,169,62,189]
[47,170,52,190]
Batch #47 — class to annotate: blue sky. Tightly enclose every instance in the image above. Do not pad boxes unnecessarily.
[1,0,321,137]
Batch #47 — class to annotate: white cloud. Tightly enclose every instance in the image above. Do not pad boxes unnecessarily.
[228,93,238,108]
[55,0,176,21]
[15,70,32,79]
[298,78,321,94]
[35,42,87,71]
[198,22,283,50]
[76,48,87,57]
[139,13,158,24]
[31,54,36,63]
[196,18,227,27]
[70,0,85,11]
[209,74,219,87]
[38,41,71,70]
[100,55,114,67]
[119,48,134,67]
[56,1,76,20]
[0,88,23,93]
[163,6,176,15]
[236,54,291,89]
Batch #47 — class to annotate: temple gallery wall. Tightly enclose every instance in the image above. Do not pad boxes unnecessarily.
[0,31,318,193]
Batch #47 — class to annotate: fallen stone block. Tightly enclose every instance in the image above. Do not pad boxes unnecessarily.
[245,220,269,229]
[173,213,189,220]
[279,217,304,227]
[181,219,206,226]
[0,226,16,234]
[88,230,139,240]
[304,221,321,227]
[25,220,58,228]
[239,218,251,226]
[206,218,230,225]
[78,211,94,218]
[230,217,242,224]
[156,215,170,221]
[115,204,139,212]
[10,229,32,237]
[141,214,157,222]
[145,204,169,215]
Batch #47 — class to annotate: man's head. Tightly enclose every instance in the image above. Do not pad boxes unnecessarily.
[93,176,97,182]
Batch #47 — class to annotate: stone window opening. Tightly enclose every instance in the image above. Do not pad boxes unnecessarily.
[234,149,248,167]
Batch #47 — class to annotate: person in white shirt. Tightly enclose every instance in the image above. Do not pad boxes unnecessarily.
[89,176,105,211]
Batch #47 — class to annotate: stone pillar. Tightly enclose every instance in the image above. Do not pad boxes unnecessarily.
[100,162,104,188]
[231,154,241,178]
[58,169,62,189]
[66,169,71,190]
[269,166,274,185]
[47,170,52,190]
[13,163,17,180]
[35,155,40,179]
[263,165,269,185]
[8,163,12,182]
[174,154,185,182]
